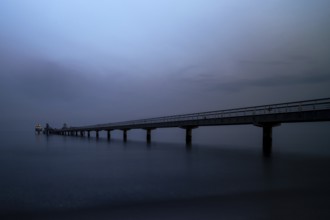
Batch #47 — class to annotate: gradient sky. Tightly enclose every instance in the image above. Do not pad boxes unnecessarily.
[1,0,330,131]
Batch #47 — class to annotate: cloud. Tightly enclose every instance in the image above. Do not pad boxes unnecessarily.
[238,60,293,66]
[211,72,330,93]
[173,59,330,94]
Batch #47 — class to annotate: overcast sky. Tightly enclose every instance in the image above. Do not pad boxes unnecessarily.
[1,0,330,131]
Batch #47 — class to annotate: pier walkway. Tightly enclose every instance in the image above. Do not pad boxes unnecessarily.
[45,98,330,157]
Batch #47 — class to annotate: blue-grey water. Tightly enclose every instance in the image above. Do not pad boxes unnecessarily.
[1,129,330,219]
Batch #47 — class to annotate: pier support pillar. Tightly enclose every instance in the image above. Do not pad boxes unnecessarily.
[145,128,156,143]
[180,126,198,146]
[262,125,272,157]
[107,130,111,141]
[147,129,151,143]
[254,123,280,158]
[87,131,90,138]
[80,131,84,137]
[186,128,192,145]
[122,129,129,142]
[96,130,99,139]
[75,131,78,136]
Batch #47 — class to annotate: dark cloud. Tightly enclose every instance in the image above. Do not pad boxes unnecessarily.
[250,72,330,87]
[173,59,330,94]
[286,54,311,62]
[211,72,330,93]
[237,53,315,67]
[238,60,292,66]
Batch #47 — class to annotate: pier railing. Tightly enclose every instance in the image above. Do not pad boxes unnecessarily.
[80,97,330,129]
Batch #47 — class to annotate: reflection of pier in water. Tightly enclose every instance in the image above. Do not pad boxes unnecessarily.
[44,98,330,157]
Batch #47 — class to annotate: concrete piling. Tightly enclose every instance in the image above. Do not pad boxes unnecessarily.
[254,123,280,158]
[107,130,111,140]
[186,128,192,145]
[146,129,151,143]
[123,129,127,142]
[262,125,273,157]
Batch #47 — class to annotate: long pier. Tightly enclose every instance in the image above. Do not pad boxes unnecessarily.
[45,98,330,157]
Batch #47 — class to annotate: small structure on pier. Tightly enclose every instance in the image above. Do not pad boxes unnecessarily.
[35,124,43,134]
[62,123,68,129]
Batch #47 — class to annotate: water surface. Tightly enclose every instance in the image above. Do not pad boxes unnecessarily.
[1,131,330,219]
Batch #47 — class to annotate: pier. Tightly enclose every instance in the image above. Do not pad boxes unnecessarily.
[44,98,330,157]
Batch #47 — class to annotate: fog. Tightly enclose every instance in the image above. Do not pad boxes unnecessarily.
[0,0,329,131]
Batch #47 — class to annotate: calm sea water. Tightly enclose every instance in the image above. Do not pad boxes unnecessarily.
[1,130,330,219]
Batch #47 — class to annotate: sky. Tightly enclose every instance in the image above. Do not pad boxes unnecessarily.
[1,0,330,131]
